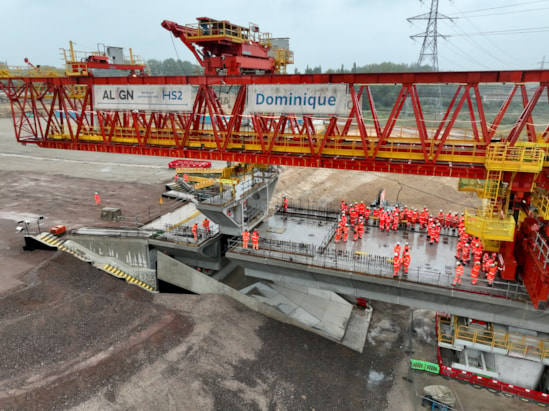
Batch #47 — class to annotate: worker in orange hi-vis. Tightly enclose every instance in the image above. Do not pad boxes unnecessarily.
[94,192,101,205]
[471,261,481,285]
[385,211,392,232]
[251,230,259,250]
[453,261,464,286]
[402,252,411,276]
[487,263,497,286]
[428,221,435,245]
[343,224,349,243]
[473,245,483,265]
[393,253,401,278]
[379,210,386,231]
[282,197,288,213]
[202,218,210,236]
[358,201,365,217]
[372,207,379,225]
[353,223,358,241]
[461,241,471,265]
[364,207,371,223]
[393,241,401,257]
[241,230,250,248]
[434,223,441,243]
[334,226,342,243]
[192,222,198,242]
[455,238,463,260]
[357,217,364,239]
[391,212,399,231]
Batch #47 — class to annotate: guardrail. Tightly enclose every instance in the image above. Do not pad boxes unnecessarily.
[228,236,530,303]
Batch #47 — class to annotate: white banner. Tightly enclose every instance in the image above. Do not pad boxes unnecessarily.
[247,84,349,115]
[93,85,195,112]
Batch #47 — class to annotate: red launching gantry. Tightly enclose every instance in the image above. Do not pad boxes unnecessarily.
[161,17,293,75]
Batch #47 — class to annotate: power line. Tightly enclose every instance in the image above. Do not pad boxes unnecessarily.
[446,27,549,37]
[456,0,549,15]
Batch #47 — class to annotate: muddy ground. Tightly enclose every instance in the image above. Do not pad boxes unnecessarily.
[0,117,541,410]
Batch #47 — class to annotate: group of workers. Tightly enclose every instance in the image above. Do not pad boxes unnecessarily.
[392,241,411,277]
[191,218,211,242]
[454,231,500,287]
[335,200,501,287]
[241,229,260,250]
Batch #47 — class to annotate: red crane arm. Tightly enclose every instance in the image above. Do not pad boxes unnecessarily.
[161,20,205,68]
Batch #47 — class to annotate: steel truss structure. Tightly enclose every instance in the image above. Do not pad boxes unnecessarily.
[2,69,549,308]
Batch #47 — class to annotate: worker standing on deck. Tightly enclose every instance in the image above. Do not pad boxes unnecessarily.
[202,218,210,236]
[372,207,379,226]
[192,222,198,242]
[343,224,349,242]
[393,241,401,256]
[364,207,371,223]
[471,261,481,285]
[455,237,464,260]
[358,201,366,218]
[282,197,288,213]
[453,261,464,286]
[335,224,342,243]
[385,210,392,232]
[445,211,452,230]
[419,207,428,230]
[473,243,483,265]
[458,213,465,236]
[410,209,418,230]
[357,217,364,239]
[341,200,347,214]
[487,263,497,286]
[402,252,411,276]
[461,241,471,265]
[251,230,259,250]
[392,210,399,231]
[405,207,413,230]
[379,210,386,231]
[241,229,250,248]
[393,253,401,277]
[434,223,441,243]
[428,219,436,244]
[437,210,444,226]
[483,253,494,275]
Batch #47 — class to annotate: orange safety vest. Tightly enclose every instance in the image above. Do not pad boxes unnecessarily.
[251,232,259,243]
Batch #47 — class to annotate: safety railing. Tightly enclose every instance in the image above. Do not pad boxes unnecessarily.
[227,236,530,303]
[437,316,455,345]
[464,208,515,242]
[199,168,279,206]
[532,187,549,221]
[454,324,549,362]
[275,199,341,219]
[533,232,549,270]
[485,143,545,173]
[455,325,508,350]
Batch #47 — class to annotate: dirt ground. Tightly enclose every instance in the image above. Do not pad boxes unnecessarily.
[0,116,543,410]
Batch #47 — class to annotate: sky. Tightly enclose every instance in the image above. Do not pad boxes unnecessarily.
[2,0,549,72]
